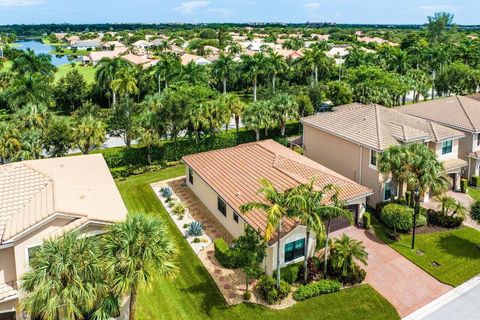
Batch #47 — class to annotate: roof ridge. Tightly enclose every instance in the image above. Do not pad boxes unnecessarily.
[429,122,439,141]
[457,96,476,131]
[374,105,383,150]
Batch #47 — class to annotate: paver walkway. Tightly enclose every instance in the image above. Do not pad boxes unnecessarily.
[331,226,452,318]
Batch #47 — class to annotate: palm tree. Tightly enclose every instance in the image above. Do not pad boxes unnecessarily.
[73,115,107,154]
[271,93,298,136]
[111,67,139,101]
[242,101,274,141]
[0,120,21,163]
[12,48,56,77]
[5,73,53,109]
[136,108,160,165]
[378,145,409,201]
[102,213,177,320]
[266,51,288,93]
[221,93,244,132]
[21,232,117,320]
[301,47,332,84]
[240,53,265,102]
[331,234,368,276]
[179,61,209,85]
[14,103,50,130]
[435,195,468,218]
[152,53,181,92]
[240,179,292,289]
[95,57,129,106]
[212,53,236,94]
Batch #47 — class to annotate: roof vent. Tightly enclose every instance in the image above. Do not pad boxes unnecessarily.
[235,191,241,197]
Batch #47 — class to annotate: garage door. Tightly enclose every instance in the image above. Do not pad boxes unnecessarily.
[329,204,358,232]
[0,312,15,320]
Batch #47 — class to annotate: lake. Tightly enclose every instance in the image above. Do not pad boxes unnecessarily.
[15,40,71,66]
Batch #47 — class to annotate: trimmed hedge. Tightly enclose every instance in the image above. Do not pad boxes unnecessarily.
[362,212,371,229]
[256,275,291,305]
[214,238,238,269]
[293,280,341,301]
[471,175,480,188]
[380,203,415,231]
[428,210,464,228]
[100,122,300,169]
[273,262,301,284]
[461,179,468,193]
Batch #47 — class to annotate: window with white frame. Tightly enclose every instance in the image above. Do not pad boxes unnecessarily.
[370,150,378,167]
[441,140,453,155]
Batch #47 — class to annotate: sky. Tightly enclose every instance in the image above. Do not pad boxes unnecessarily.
[0,0,478,25]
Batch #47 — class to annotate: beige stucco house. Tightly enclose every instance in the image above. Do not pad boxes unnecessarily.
[397,96,480,179]
[301,103,467,207]
[182,140,372,275]
[0,154,128,320]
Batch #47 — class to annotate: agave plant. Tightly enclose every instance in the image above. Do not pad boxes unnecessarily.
[160,186,173,200]
[187,221,204,237]
[172,202,186,216]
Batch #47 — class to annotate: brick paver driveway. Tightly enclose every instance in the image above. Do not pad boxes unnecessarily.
[331,226,452,318]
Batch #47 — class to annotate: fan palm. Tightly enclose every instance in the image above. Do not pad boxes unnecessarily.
[14,103,50,130]
[240,179,293,289]
[102,213,177,320]
[331,234,368,276]
[20,232,117,320]
[212,53,236,94]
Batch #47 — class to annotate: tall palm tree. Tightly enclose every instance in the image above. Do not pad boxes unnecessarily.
[378,145,409,201]
[12,48,56,77]
[136,108,161,165]
[221,93,244,132]
[331,234,368,276]
[0,120,21,163]
[266,51,288,93]
[5,73,53,109]
[73,115,107,154]
[21,232,117,320]
[152,53,181,92]
[111,67,139,101]
[271,93,298,136]
[240,179,293,289]
[301,47,332,84]
[242,101,273,141]
[95,57,129,106]
[179,61,209,85]
[240,53,265,102]
[102,213,177,320]
[212,53,236,94]
[14,103,50,130]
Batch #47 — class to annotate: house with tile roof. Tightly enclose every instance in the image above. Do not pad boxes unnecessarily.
[0,154,127,319]
[397,96,480,178]
[301,103,467,207]
[182,140,372,275]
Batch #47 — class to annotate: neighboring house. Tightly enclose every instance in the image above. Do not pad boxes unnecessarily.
[71,38,102,50]
[357,36,397,46]
[132,40,151,50]
[182,140,372,275]
[397,96,480,178]
[120,53,158,68]
[86,48,128,65]
[180,53,211,66]
[301,103,466,207]
[0,154,128,319]
[275,49,303,60]
[101,41,126,50]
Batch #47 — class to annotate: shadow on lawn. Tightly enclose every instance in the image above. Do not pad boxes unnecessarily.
[179,265,229,316]
[439,235,480,259]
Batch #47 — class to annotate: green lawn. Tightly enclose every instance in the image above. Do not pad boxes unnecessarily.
[55,63,96,84]
[116,168,399,320]
[1,60,13,71]
[467,187,480,202]
[371,216,480,287]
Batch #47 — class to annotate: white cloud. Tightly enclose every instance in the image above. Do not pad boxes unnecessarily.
[417,4,460,13]
[174,1,210,14]
[303,2,320,10]
[0,0,42,6]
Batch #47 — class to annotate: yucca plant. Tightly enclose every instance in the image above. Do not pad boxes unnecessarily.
[187,221,204,237]
[172,202,186,216]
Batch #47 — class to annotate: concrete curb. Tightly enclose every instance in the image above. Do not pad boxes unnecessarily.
[402,276,480,320]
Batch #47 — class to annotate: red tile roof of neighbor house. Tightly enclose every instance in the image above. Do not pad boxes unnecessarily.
[182,140,372,243]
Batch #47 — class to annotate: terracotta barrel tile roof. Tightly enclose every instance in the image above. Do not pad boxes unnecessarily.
[183,140,372,242]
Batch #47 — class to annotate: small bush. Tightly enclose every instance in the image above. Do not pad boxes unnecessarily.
[471,175,480,188]
[471,201,480,223]
[256,275,291,305]
[428,210,464,228]
[183,223,190,229]
[461,179,468,193]
[173,202,186,216]
[193,237,201,243]
[293,280,341,301]
[362,212,371,229]
[380,203,414,231]
[243,291,251,301]
[331,263,366,286]
[273,262,301,284]
[214,238,237,268]
[187,221,204,237]
[298,256,323,283]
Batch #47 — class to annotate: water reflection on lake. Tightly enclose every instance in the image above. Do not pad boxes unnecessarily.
[15,40,73,66]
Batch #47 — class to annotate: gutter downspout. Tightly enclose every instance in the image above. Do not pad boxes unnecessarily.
[359,146,363,185]
[468,156,471,178]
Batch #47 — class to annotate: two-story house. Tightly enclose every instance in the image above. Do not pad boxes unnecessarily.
[0,155,128,320]
[397,96,480,178]
[301,103,466,207]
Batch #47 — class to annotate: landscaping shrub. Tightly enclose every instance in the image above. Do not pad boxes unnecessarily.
[405,191,411,206]
[243,291,251,301]
[428,210,464,228]
[362,212,371,229]
[471,175,480,188]
[461,179,468,193]
[471,201,480,223]
[173,202,186,216]
[110,163,165,179]
[375,201,390,217]
[160,186,173,199]
[331,264,366,286]
[214,238,237,268]
[380,203,414,232]
[293,280,341,301]
[255,275,291,305]
[298,256,323,283]
[187,221,203,236]
[396,197,407,206]
[273,262,301,284]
